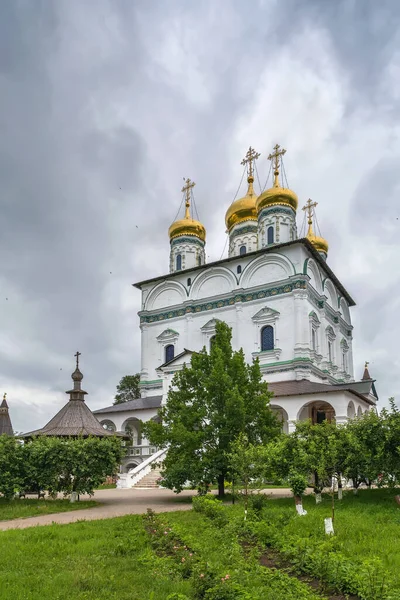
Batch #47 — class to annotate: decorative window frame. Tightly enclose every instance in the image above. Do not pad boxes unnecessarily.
[156,328,179,363]
[309,311,322,362]
[340,338,349,374]
[325,325,336,366]
[201,318,221,348]
[251,307,281,361]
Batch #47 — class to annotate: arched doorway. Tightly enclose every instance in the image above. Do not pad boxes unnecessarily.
[271,405,289,434]
[121,417,142,445]
[297,401,336,424]
[124,462,139,473]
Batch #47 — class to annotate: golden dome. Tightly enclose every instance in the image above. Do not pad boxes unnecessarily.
[307,230,329,255]
[168,216,206,242]
[256,183,298,213]
[225,175,258,232]
[256,143,298,214]
[169,178,206,243]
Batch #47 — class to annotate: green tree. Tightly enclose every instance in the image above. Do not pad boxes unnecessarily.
[114,374,140,405]
[0,435,23,499]
[22,437,67,497]
[228,433,267,517]
[342,408,385,491]
[56,437,125,496]
[144,321,280,497]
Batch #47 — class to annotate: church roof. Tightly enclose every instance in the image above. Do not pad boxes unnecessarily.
[94,396,162,415]
[269,379,376,405]
[21,353,125,439]
[157,349,193,369]
[0,395,14,436]
[133,238,355,307]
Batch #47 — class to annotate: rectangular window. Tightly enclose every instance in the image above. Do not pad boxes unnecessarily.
[311,329,316,351]
[328,341,332,362]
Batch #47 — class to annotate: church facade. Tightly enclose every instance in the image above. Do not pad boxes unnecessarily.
[94,144,377,484]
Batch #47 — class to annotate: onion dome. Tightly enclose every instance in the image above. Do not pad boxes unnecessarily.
[303,198,329,257]
[225,146,260,232]
[256,143,298,214]
[168,178,206,242]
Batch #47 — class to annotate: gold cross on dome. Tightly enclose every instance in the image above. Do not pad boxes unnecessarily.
[182,178,195,218]
[74,351,81,369]
[241,146,260,178]
[3,392,6,402]
[365,361,369,369]
[268,143,286,172]
[302,198,318,225]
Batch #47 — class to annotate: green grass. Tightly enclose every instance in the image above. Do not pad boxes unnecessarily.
[0,498,98,521]
[0,515,192,600]
[230,488,400,599]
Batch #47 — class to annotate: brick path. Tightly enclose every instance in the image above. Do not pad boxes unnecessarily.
[0,487,294,531]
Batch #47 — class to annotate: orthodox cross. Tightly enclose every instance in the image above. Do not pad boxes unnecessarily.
[268,143,286,185]
[302,198,318,226]
[3,392,6,402]
[182,178,195,218]
[365,361,369,369]
[74,351,81,369]
[241,146,260,179]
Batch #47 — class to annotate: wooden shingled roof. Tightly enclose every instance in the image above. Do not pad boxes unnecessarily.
[0,394,13,436]
[21,353,125,439]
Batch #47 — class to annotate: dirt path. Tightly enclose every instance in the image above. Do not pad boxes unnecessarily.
[0,487,295,531]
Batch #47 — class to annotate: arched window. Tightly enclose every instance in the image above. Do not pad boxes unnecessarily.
[239,245,246,256]
[165,344,175,363]
[328,341,332,363]
[187,277,191,286]
[267,226,274,245]
[197,255,202,266]
[261,325,274,351]
[237,265,242,274]
[176,254,182,271]
[311,329,317,351]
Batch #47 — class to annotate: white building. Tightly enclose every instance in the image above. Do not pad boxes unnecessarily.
[94,144,378,486]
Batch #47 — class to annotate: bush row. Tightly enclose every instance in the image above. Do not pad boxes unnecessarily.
[0,435,124,498]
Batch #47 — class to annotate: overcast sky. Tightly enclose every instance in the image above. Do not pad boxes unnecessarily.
[1,0,399,433]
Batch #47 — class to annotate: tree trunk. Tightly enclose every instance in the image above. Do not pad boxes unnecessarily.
[218,474,225,498]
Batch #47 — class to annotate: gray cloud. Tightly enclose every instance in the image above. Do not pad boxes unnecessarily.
[1,0,399,432]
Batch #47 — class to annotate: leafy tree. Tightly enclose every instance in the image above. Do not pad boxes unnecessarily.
[0,435,23,499]
[22,437,68,497]
[114,374,140,405]
[144,321,280,497]
[228,433,267,516]
[342,408,385,491]
[56,437,124,496]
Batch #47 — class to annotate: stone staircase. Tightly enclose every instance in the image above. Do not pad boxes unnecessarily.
[133,466,163,488]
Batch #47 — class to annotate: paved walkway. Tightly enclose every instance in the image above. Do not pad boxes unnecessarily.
[0,487,294,531]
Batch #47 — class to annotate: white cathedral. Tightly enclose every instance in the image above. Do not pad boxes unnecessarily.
[94,144,378,487]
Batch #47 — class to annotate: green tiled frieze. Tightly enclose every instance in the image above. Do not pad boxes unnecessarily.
[258,206,295,220]
[230,224,258,237]
[140,280,307,323]
[170,236,205,247]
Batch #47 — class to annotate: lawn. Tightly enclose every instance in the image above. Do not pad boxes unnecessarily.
[0,498,98,521]
[0,489,398,599]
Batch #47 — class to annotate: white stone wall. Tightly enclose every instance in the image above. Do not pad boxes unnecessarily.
[138,243,354,390]
[228,221,258,257]
[169,238,205,273]
[258,207,297,248]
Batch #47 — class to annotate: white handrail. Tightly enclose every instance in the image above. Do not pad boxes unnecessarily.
[125,448,167,487]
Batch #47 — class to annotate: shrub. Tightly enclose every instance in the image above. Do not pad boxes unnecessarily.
[204,581,253,600]
[247,493,269,514]
[192,496,228,526]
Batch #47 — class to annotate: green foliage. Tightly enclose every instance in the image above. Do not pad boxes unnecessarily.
[287,472,308,498]
[0,435,23,499]
[113,374,140,404]
[192,495,228,526]
[204,581,253,600]
[144,321,280,496]
[0,436,124,498]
